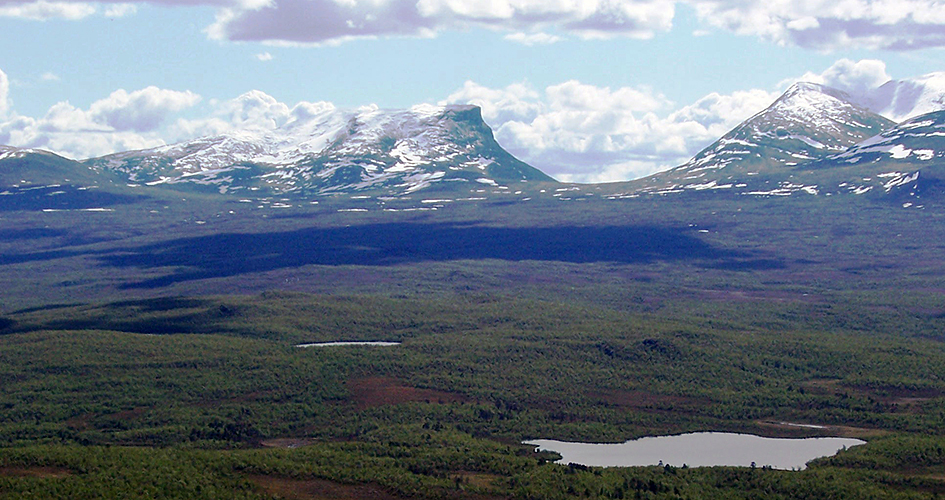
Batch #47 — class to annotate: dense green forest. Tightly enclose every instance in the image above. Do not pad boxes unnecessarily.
[2,290,945,498]
[2,193,945,498]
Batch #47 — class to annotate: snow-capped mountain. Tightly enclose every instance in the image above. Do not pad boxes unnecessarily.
[633,83,893,195]
[86,104,554,196]
[858,72,945,122]
[803,110,945,201]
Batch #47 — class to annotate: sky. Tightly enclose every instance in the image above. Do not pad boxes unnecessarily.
[0,0,943,182]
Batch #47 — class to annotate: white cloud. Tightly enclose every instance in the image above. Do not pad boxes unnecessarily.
[689,0,945,50]
[88,86,201,132]
[255,51,274,61]
[0,80,201,158]
[442,79,776,182]
[198,0,945,50]
[0,0,95,20]
[166,90,343,143]
[0,0,940,50]
[0,68,9,116]
[788,58,892,97]
[40,72,60,82]
[0,104,168,158]
[104,3,136,17]
[504,32,562,45]
[209,0,676,45]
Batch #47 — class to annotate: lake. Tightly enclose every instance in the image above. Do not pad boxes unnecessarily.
[295,341,401,348]
[525,432,865,470]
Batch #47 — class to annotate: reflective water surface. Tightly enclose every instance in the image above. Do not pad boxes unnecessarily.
[295,341,401,348]
[526,432,865,470]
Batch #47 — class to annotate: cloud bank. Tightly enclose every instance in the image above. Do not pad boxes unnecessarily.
[441,79,778,182]
[4,0,945,50]
[207,0,677,45]
[0,0,135,20]
[0,83,201,158]
[690,0,945,50]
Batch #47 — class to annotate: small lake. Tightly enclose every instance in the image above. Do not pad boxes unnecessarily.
[295,341,401,348]
[525,432,865,470]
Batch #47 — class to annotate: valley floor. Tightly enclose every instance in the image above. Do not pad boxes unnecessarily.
[2,192,945,498]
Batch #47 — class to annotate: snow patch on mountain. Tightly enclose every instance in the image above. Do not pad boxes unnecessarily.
[831,110,945,164]
[635,83,893,195]
[86,104,552,196]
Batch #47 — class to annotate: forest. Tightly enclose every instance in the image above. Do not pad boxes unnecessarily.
[1,192,944,498]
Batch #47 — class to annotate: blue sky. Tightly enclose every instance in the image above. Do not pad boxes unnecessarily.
[0,0,943,181]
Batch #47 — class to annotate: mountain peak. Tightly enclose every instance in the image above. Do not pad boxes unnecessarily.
[781,82,851,100]
[761,82,869,132]
[634,83,893,195]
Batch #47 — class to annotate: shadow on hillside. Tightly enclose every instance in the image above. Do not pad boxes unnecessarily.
[91,222,783,289]
[0,185,144,212]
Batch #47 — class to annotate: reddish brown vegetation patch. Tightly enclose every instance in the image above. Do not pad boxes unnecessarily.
[0,466,72,479]
[260,438,317,449]
[346,377,467,410]
[110,406,149,421]
[66,406,149,431]
[66,413,93,430]
[804,379,942,413]
[449,471,503,490]
[248,475,404,500]
[755,420,888,439]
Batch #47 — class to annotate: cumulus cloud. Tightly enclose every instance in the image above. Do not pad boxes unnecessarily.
[208,0,676,45]
[0,0,95,20]
[202,0,945,50]
[165,90,338,142]
[2,0,943,50]
[442,79,777,182]
[788,58,892,97]
[0,79,202,158]
[254,51,273,61]
[689,0,945,50]
[88,87,201,132]
[0,104,169,158]
[504,32,562,45]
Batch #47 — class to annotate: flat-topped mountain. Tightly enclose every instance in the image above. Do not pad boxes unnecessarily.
[84,104,555,196]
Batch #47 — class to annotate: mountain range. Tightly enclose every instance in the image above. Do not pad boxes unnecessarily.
[2,74,944,204]
[85,104,552,196]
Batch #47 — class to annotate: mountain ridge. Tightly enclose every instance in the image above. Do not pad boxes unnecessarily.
[3,83,945,205]
[84,104,555,196]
